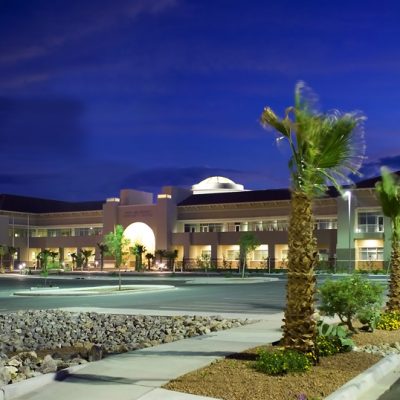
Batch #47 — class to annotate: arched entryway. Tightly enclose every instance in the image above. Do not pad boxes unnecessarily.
[124,222,155,253]
[124,222,156,269]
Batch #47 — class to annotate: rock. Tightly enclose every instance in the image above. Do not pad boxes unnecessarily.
[40,355,58,374]
[88,344,103,362]
[0,366,11,385]
[0,309,249,387]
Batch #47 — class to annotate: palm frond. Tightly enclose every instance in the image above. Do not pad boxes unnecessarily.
[376,167,400,225]
[261,82,366,197]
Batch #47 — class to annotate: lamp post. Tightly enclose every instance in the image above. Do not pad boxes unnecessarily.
[343,191,352,272]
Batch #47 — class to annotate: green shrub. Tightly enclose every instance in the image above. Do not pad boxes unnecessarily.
[357,308,381,332]
[376,312,400,330]
[316,321,354,356]
[318,274,384,332]
[254,348,312,375]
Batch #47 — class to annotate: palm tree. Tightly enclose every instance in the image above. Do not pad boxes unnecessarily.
[260,81,365,358]
[0,245,7,272]
[80,249,93,270]
[145,253,154,270]
[165,249,179,272]
[97,242,108,271]
[130,244,146,271]
[7,246,18,271]
[375,167,400,311]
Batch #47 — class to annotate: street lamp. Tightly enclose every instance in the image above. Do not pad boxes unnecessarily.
[343,191,352,272]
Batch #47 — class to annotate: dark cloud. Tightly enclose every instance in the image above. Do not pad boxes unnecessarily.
[358,155,400,183]
[0,97,86,159]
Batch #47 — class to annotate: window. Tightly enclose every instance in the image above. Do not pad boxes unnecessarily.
[314,219,337,230]
[226,250,240,261]
[74,227,102,237]
[199,223,223,232]
[357,212,384,233]
[200,224,209,232]
[253,249,268,261]
[359,247,384,261]
[318,249,329,261]
[184,224,197,232]
[200,250,211,260]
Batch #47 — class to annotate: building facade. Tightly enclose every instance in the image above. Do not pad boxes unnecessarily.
[0,175,391,272]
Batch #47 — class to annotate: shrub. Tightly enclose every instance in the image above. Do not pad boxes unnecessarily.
[357,308,381,332]
[316,322,354,356]
[254,348,312,375]
[376,312,400,330]
[318,274,384,332]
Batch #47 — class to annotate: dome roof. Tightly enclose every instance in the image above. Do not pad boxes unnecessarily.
[192,176,245,194]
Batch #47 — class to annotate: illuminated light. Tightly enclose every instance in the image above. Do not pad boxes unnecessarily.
[106,197,120,203]
[157,194,172,199]
[124,222,156,254]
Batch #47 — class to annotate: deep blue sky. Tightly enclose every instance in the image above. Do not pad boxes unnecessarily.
[1,0,400,201]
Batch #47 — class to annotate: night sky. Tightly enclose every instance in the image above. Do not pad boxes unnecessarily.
[1,0,400,201]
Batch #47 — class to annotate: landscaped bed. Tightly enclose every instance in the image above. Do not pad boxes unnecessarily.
[164,328,400,400]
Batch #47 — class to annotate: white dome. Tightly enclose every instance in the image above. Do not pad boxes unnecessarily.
[192,176,245,194]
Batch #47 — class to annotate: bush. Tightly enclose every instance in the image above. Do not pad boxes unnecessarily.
[357,308,381,331]
[376,312,400,330]
[318,274,384,332]
[316,322,354,356]
[254,348,312,375]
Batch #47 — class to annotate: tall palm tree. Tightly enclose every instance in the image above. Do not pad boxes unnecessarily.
[260,82,365,358]
[375,167,400,311]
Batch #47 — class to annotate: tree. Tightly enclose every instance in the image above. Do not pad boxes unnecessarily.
[165,249,179,272]
[80,249,93,270]
[104,225,131,290]
[7,246,17,271]
[70,252,84,270]
[0,245,8,272]
[130,243,146,271]
[145,252,154,270]
[239,232,259,278]
[155,249,166,263]
[49,251,59,268]
[375,167,400,311]
[37,249,51,272]
[97,242,108,271]
[260,81,365,359]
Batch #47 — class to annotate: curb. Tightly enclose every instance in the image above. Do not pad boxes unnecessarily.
[326,354,400,400]
[0,364,86,400]
[13,284,175,296]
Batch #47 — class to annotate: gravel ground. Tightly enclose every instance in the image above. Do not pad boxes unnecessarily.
[165,329,400,400]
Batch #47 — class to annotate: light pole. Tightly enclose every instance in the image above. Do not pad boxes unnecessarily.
[343,191,352,272]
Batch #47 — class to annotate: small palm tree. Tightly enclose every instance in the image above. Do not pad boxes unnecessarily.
[0,245,8,272]
[375,167,400,311]
[145,253,154,270]
[97,242,108,271]
[260,81,365,358]
[130,244,146,271]
[7,246,18,271]
[80,249,93,270]
[166,249,179,272]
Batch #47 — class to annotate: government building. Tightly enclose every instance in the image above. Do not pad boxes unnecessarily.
[0,175,390,272]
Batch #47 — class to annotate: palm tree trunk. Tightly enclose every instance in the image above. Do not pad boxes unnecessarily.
[282,191,318,359]
[387,233,400,311]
